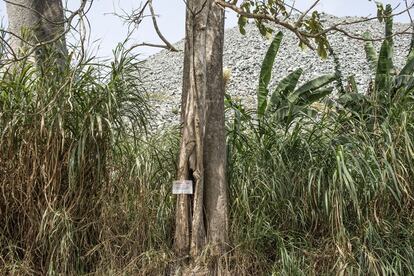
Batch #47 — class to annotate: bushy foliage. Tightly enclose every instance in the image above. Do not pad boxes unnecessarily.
[224,14,414,274]
[226,97,414,274]
[0,45,177,274]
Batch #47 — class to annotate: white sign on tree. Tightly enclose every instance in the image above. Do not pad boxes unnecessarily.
[172,180,193,194]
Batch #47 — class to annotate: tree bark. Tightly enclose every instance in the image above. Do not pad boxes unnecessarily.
[174,0,228,273]
[36,0,68,59]
[6,0,67,64]
[204,0,229,259]
[6,0,40,58]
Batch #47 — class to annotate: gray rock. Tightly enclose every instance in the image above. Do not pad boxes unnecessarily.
[143,14,412,130]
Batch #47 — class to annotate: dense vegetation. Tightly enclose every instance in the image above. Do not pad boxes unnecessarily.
[1,17,414,276]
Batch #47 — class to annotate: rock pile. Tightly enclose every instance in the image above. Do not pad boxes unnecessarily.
[143,14,412,128]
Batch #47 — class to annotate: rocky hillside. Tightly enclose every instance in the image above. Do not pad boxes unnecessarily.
[143,14,412,128]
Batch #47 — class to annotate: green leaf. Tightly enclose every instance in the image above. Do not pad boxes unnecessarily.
[297,87,334,106]
[395,75,413,89]
[275,69,303,98]
[347,75,359,93]
[267,68,303,113]
[290,74,336,103]
[317,42,328,59]
[399,53,414,76]
[375,40,393,90]
[408,27,414,60]
[377,40,392,75]
[406,77,414,91]
[257,31,283,118]
[364,32,378,72]
[385,4,393,46]
[238,15,248,35]
[376,2,384,22]
[329,46,345,94]
[338,92,366,106]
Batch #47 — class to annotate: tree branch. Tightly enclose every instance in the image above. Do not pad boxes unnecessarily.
[130,42,178,51]
[216,0,414,49]
[148,0,178,52]
[116,0,179,53]
[215,0,315,49]
[295,0,321,27]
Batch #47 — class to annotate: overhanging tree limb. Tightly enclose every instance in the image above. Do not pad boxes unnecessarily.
[216,0,314,49]
[215,0,414,53]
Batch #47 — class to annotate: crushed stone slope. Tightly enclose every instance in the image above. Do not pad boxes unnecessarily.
[143,14,411,128]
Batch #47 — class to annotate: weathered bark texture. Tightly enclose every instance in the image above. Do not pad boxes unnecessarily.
[6,0,40,55]
[6,0,67,63]
[204,1,228,257]
[36,0,67,57]
[174,0,228,274]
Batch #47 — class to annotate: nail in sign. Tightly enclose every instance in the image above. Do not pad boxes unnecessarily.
[172,180,193,194]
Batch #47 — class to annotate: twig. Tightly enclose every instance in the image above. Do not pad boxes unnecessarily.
[215,0,314,49]
[130,42,178,51]
[295,0,321,27]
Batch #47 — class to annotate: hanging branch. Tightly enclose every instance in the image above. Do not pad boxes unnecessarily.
[215,0,414,57]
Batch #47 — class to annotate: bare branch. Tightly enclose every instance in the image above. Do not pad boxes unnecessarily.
[148,0,178,52]
[114,0,178,53]
[405,0,414,24]
[130,42,178,51]
[295,0,321,27]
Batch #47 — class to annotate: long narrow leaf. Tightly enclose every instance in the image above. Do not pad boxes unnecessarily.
[347,75,359,93]
[385,4,394,47]
[257,31,283,118]
[268,68,303,112]
[276,68,303,97]
[399,55,414,77]
[364,32,378,72]
[290,74,336,104]
[375,40,393,91]
[297,87,334,106]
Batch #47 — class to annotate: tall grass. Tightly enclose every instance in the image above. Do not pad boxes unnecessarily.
[225,81,414,275]
[0,44,177,274]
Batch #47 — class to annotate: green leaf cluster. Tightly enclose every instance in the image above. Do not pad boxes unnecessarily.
[338,5,414,127]
[257,32,335,127]
[236,2,329,59]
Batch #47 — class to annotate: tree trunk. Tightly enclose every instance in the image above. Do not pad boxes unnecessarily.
[174,0,228,274]
[35,0,68,62]
[6,0,40,60]
[6,0,67,64]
